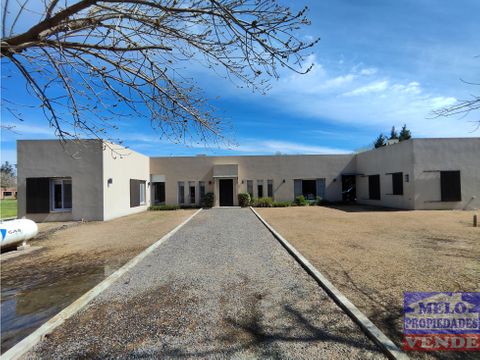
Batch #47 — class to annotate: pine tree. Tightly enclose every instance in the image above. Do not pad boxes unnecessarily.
[389,126,399,140]
[399,124,412,141]
[374,134,387,148]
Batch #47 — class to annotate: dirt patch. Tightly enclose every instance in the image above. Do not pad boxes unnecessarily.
[257,206,479,357]
[0,209,195,352]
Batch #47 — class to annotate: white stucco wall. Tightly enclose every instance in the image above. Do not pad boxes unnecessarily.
[412,138,480,210]
[150,154,356,206]
[355,140,415,209]
[102,142,150,220]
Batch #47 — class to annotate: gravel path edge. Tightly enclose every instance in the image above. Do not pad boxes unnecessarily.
[1,209,203,360]
[250,206,409,360]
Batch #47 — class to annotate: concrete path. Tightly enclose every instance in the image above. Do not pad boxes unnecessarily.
[27,208,385,359]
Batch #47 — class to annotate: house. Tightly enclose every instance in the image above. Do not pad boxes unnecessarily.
[16,138,480,222]
[0,187,17,200]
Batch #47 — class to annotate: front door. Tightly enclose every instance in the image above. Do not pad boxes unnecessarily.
[342,175,356,202]
[219,179,234,206]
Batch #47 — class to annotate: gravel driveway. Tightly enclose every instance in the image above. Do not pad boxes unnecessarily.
[27,208,385,359]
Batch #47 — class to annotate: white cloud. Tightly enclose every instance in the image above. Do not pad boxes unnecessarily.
[360,68,378,76]
[234,140,351,155]
[343,80,389,96]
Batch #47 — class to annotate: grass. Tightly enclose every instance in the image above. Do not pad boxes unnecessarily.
[0,199,17,219]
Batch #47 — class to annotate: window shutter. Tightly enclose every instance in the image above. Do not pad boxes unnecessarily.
[26,178,50,213]
[369,175,381,200]
[441,171,461,202]
[294,180,302,198]
[130,179,140,207]
[316,178,326,199]
[392,172,403,195]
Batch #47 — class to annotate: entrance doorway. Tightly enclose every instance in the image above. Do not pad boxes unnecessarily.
[342,175,356,202]
[153,182,165,205]
[219,179,234,206]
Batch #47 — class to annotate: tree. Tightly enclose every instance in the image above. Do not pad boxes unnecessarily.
[1,0,318,145]
[1,162,16,188]
[374,133,386,148]
[388,126,398,140]
[399,124,411,141]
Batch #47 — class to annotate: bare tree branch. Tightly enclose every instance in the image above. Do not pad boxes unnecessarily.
[1,0,318,145]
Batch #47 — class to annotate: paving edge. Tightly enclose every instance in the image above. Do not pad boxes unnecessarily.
[1,208,203,360]
[250,207,409,360]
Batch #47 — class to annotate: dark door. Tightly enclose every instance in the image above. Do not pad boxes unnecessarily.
[342,175,356,202]
[219,179,234,206]
[154,182,165,204]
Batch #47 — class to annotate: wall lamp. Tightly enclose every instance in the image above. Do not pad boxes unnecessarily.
[107,178,113,186]
[282,179,286,183]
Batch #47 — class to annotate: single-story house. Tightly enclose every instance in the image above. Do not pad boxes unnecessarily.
[1,187,17,200]
[16,137,480,221]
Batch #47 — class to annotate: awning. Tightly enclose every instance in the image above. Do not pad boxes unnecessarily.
[213,164,238,178]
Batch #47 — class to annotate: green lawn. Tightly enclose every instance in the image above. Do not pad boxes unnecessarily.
[0,199,17,219]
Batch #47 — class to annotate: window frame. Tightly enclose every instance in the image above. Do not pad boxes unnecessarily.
[189,181,196,204]
[139,181,146,205]
[257,180,264,198]
[50,178,72,212]
[247,180,253,199]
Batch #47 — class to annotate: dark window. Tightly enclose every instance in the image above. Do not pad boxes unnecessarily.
[178,182,185,204]
[302,180,316,200]
[257,180,263,198]
[441,171,461,202]
[3,191,12,196]
[189,182,196,204]
[199,181,205,203]
[368,175,381,200]
[247,180,253,198]
[267,180,273,198]
[130,179,146,207]
[392,172,403,195]
[154,182,165,204]
[26,178,50,213]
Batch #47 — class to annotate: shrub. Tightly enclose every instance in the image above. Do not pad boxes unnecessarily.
[238,193,251,207]
[315,196,323,205]
[272,201,292,207]
[294,195,308,206]
[202,192,215,208]
[254,197,273,207]
[149,205,179,211]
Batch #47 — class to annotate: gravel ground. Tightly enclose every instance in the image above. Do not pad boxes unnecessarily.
[26,208,385,359]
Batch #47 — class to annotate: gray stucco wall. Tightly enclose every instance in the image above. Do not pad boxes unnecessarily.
[150,154,356,206]
[17,140,104,221]
[412,138,480,210]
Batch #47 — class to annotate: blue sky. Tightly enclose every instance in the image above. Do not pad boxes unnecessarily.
[1,0,479,164]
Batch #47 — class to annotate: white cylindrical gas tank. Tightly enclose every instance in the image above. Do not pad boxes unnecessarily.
[1,219,39,248]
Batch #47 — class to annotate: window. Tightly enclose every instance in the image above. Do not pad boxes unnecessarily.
[257,180,263,198]
[368,175,381,200]
[199,181,206,204]
[51,178,72,211]
[153,182,165,204]
[267,180,273,199]
[130,179,146,207]
[3,191,12,196]
[392,172,403,195]
[178,181,185,204]
[247,180,253,198]
[139,182,146,205]
[189,181,196,204]
[441,171,461,202]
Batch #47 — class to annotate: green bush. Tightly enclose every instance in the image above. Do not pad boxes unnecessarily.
[149,205,180,211]
[202,192,215,208]
[272,201,292,207]
[254,197,273,207]
[294,195,308,206]
[238,193,251,207]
